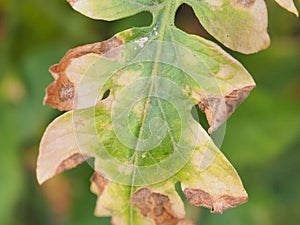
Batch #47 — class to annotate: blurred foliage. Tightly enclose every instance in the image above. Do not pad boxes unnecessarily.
[0,0,299,225]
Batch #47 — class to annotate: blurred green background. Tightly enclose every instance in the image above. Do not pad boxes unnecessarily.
[0,0,299,225]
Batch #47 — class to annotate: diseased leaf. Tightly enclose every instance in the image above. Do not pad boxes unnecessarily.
[38,108,247,223]
[43,27,255,129]
[91,173,194,225]
[36,0,290,224]
[177,140,248,213]
[38,28,251,224]
[186,0,270,54]
[275,0,299,16]
[44,37,123,111]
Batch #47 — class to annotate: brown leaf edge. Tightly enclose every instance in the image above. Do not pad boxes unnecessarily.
[44,37,123,111]
[184,188,248,214]
[37,150,91,185]
[131,188,194,225]
[91,172,195,225]
[36,110,93,184]
[199,85,255,133]
[55,153,87,175]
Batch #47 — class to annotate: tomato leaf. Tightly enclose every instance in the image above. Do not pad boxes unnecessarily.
[36,0,295,224]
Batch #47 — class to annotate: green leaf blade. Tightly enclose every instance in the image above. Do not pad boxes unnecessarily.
[68,0,154,20]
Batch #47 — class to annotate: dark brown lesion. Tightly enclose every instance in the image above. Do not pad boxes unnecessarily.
[198,85,255,133]
[59,85,75,102]
[184,188,248,214]
[44,37,123,111]
[44,73,75,111]
[55,153,89,176]
[131,188,194,225]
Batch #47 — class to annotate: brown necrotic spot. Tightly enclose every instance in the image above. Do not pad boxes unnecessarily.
[184,188,248,214]
[131,188,194,225]
[59,85,74,102]
[44,74,75,111]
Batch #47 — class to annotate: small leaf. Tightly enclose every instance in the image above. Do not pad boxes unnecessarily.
[275,0,299,16]
[186,0,270,53]
[67,0,153,20]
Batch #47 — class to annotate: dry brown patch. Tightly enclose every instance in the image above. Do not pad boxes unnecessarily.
[199,85,255,133]
[184,188,248,213]
[44,37,123,111]
[131,188,194,225]
[55,153,88,175]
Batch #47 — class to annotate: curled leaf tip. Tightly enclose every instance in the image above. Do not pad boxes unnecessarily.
[199,85,255,133]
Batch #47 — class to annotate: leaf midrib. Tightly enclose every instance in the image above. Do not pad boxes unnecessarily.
[128,1,180,224]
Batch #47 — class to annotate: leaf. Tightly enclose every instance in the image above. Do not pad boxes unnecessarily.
[67,0,153,21]
[36,0,270,224]
[186,0,270,54]
[275,0,299,16]
[38,28,251,225]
